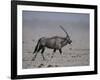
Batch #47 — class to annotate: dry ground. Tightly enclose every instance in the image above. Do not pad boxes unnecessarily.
[22,47,89,69]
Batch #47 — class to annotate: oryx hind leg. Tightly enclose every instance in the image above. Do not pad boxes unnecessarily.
[37,45,42,52]
[32,45,42,61]
[32,52,38,61]
[41,48,46,60]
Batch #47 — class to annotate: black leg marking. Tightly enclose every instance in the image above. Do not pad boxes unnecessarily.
[41,47,45,53]
[51,49,56,58]
[53,49,56,53]
[59,49,62,55]
[33,39,41,53]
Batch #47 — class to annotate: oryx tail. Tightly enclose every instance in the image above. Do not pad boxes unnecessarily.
[33,39,41,54]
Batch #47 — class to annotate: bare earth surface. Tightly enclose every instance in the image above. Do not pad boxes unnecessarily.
[22,44,89,69]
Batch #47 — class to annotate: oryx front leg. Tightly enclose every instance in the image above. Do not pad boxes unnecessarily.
[51,49,56,58]
[59,49,62,55]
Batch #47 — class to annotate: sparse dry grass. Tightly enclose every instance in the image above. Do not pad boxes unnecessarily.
[22,49,89,69]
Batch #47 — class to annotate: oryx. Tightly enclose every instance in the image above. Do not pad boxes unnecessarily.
[32,25,72,61]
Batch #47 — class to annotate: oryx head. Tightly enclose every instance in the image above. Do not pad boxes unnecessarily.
[59,25,72,44]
